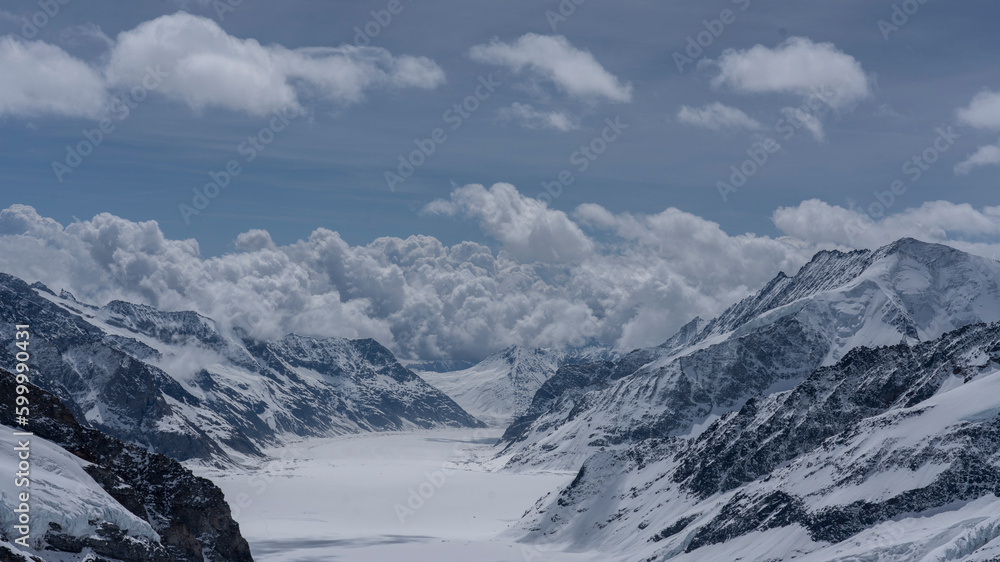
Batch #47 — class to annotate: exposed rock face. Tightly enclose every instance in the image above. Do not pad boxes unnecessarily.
[495,239,1000,471]
[0,368,254,561]
[0,273,482,464]
[516,321,1000,561]
[505,239,1000,560]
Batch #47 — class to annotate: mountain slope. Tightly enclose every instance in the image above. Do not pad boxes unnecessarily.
[419,346,562,426]
[0,273,482,465]
[495,239,1000,471]
[0,368,252,561]
[514,320,1000,561]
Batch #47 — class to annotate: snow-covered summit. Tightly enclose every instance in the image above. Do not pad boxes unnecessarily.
[496,238,1000,471]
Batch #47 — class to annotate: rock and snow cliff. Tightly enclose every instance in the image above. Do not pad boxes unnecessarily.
[0,274,483,465]
[495,239,1000,472]
[516,321,1000,561]
[0,368,253,561]
[501,239,1000,560]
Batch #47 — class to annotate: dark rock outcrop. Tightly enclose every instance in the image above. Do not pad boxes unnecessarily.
[0,368,253,562]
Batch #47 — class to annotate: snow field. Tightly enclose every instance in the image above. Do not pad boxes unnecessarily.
[200,428,600,561]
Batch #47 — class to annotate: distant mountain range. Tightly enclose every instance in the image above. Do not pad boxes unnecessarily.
[419,346,564,426]
[0,273,483,466]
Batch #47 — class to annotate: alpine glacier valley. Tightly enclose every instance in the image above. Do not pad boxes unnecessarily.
[5,238,1000,560]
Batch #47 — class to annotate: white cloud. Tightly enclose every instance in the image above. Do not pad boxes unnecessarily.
[712,37,871,109]
[955,140,1000,174]
[105,12,444,115]
[4,189,1000,362]
[781,106,825,141]
[0,12,445,119]
[677,102,762,131]
[772,199,1000,255]
[0,36,107,118]
[957,90,1000,130]
[425,183,594,262]
[469,33,632,103]
[496,103,578,131]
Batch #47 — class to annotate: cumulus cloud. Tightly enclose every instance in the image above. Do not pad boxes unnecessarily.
[0,12,445,119]
[772,199,1000,257]
[3,188,1000,362]
[712,37,871,109]
[105,12,444,115]
[469,33,632,103]
[0,36,107,118]
[957,90,1000,130]
[677,102,762,131]
[496,102,578,131]
[955,140,1000,175]
[424,183,594,262]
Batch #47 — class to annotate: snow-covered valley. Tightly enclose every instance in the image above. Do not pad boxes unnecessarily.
[199,429,599,562]
[9,238,1000,561]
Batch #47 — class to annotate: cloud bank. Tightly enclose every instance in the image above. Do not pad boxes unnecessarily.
[0,12,445,118]
[0,36,107,118]
[2,186,999,362]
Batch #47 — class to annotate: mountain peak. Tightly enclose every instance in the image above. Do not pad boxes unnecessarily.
[873,236,967,263]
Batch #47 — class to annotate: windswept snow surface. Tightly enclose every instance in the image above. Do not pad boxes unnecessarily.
[199,429,600,562]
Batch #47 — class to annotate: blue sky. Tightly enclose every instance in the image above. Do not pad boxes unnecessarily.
[1,0,999,360]
[1,0,995,254]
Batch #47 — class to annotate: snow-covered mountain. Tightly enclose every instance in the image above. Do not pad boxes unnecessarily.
[494,239,1000,471]
[419,344,621,426]
[514,320,1000,561]
[0,368,252,561]
[419,346,563,426]
[0,272,483,465]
